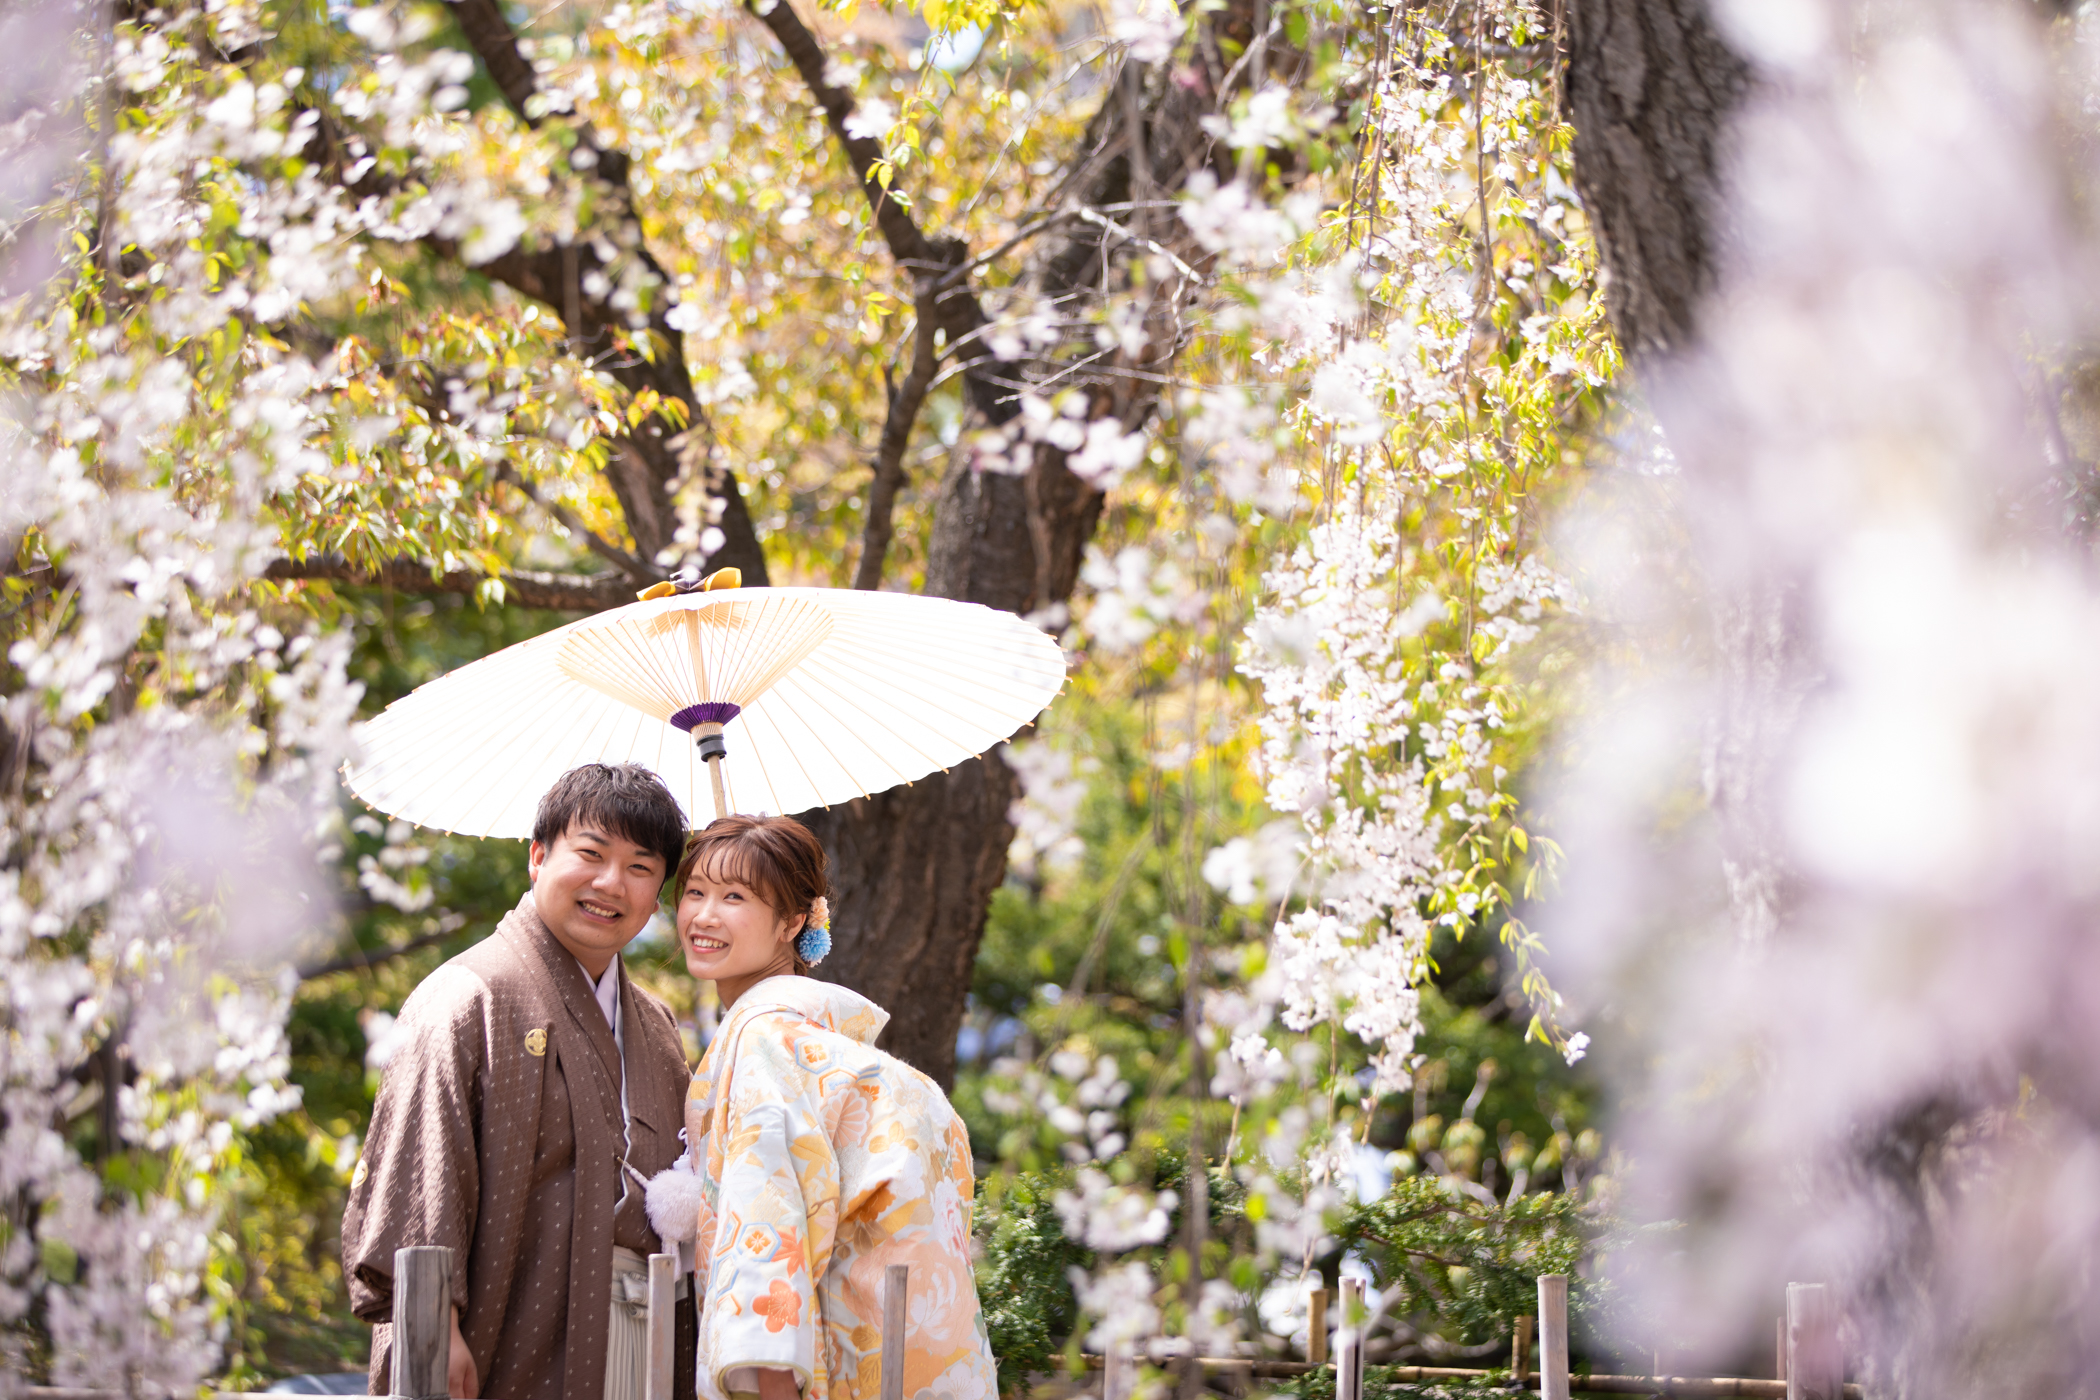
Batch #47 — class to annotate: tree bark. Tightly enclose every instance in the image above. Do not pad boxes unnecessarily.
[1564,0,1749,359]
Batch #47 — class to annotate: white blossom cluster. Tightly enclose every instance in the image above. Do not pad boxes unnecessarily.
[1240,515,1443,1096]
[1077,544,1203,655]
[1033,0,1606,1364]
[982,1048,1133,1164]
[1003,736,1096,878]
[1053,1168,1176,1252]
[1210,0,1601,1094]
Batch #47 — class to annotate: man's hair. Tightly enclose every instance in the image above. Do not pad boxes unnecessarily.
[532,764,688,878]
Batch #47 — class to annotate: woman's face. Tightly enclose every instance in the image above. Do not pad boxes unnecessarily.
[677,857,801,986]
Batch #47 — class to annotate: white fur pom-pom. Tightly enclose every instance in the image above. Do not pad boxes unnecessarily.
[646,1157,707,1243]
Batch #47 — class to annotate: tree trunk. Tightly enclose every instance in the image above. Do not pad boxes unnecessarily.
[802,424,1111,1084]
[1564,0,1749,360]
[799,760,1021,1086]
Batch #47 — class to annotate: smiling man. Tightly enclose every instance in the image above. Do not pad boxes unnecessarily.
[341,764,696,1400]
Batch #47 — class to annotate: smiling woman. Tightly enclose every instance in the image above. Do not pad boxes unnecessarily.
[648,815,997,1400]
[675,816,831,1005]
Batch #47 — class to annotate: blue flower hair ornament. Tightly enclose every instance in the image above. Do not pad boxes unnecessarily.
[796,896,832,966]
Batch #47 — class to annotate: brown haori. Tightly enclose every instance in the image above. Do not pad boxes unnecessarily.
[341,892,693,1400]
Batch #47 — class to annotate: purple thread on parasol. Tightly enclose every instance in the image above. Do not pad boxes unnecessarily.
[670,701,743,732]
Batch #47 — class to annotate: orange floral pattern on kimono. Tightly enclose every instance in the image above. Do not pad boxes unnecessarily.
[679,978,997,1400]
[756,1280,802,1332]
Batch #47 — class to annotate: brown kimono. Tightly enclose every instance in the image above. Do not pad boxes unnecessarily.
[341,892,692,1399]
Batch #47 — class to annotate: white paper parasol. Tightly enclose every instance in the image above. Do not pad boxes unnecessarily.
[342,586,1066,835]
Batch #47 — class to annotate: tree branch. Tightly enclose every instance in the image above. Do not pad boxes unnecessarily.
[934,210,1078,292]
[296,926,461,980]
[494,463,660,586]
[740,0,931,263]
[444,0,540,120]
[744,0,1024,424]
[1074,204,1201,280]
[263,555,630,612]
[854,281,942,590]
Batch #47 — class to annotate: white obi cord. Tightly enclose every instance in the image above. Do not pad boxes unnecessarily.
[645,1153,703,1276]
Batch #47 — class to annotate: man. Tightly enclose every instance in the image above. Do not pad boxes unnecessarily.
[342,764,696,1400]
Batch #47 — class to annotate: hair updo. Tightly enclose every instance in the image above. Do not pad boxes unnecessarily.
[674,815,832,971]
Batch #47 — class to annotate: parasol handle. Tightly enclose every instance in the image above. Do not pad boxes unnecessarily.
[694,722,729,821]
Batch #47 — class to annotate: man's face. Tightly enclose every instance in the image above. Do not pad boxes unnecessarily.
[528,824,667,978]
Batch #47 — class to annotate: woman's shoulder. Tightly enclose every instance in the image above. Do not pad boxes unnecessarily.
[735,1008,875,1070]
[724,976,890,1044]
[707,1005,858,1085]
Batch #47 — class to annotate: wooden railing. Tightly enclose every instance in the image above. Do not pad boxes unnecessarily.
[18,1260,1853,1400]
[1089,1277,1863,1400]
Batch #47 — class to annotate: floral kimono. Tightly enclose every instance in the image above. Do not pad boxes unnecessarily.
[663,976,997,1400]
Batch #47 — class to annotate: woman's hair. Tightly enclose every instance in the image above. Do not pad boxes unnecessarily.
[675,815,830,971]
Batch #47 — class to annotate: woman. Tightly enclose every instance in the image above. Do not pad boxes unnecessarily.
[645,815,998,1400]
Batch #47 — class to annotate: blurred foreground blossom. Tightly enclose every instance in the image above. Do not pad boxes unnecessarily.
[0,0,360,1383]
[1551,0,2100,1390]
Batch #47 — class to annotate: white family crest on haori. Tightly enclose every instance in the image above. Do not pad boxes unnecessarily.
[343,585,1067,831]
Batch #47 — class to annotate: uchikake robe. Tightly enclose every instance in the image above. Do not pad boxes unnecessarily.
[341,892,693,1400]
[673,977,997,1400]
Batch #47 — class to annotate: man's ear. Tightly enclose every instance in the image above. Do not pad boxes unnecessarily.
[528,840,545,881]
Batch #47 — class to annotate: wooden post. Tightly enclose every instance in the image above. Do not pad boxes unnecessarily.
[1103,1350,1135,1400]
[882,1264,909,1400]
[1511,1315,1534,1388]
[1336,1277,1366,1400]
[1785,1284,1841,1400]
[1537,1274,1570,1400]
[645,1251,677,1400]
[1308,1287,1330,1366]
[390,1245,452,1400]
